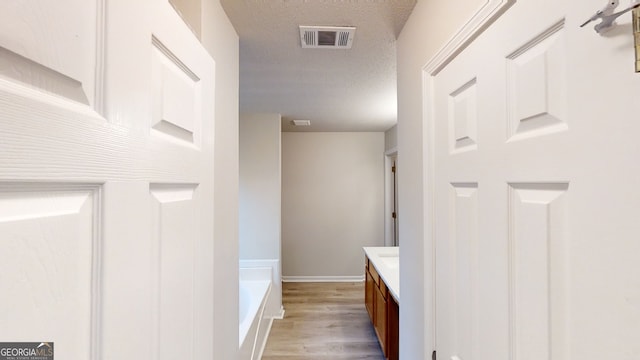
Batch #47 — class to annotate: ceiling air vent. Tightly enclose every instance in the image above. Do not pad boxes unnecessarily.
[299,26,356,49]
[292,119,311,126]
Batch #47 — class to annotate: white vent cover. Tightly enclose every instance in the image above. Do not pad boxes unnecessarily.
[299,26,356,49]
[292,119,311,126]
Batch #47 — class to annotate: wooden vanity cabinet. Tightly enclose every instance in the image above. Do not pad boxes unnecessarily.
[365,255,398,360]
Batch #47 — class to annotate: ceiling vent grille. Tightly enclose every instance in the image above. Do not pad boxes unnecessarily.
[299,26,356,49]
[292,120,311,126]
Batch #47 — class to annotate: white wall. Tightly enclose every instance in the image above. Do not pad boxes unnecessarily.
[385,125,398,152]
[201,1,240,359]
[396,0,485,359]
[281,132,384,279]
[239,112,283,319]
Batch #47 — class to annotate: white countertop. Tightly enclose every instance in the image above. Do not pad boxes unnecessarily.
[363,246,399,303]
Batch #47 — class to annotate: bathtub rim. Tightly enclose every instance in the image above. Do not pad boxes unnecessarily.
[238,279,271,348]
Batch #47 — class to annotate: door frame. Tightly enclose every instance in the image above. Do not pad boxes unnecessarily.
[420,0,516,354]
[384,147,398,247]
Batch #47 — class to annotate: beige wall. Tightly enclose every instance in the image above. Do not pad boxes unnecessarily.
[239,113,281,260]
[282,132,384,278]
[396,0,485,358]
[200,1,240,359]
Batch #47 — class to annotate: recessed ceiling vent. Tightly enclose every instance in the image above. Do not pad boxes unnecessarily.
[299,26,356,49]
[292,119,311,126]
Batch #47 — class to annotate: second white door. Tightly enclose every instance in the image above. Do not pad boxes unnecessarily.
[430,0,640,359]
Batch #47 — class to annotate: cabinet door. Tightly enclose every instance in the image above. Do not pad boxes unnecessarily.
[387,296,399,360]
[365,267,375,322]
[375,284,387,356]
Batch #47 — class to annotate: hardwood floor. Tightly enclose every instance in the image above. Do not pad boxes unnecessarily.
[262,282,385,360]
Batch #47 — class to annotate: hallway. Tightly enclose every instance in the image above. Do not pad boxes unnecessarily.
[262,282,385,360]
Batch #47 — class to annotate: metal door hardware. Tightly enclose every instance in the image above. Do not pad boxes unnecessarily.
[581,0,640,34]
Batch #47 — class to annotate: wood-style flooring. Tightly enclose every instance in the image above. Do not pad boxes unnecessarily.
[262,282,385,360]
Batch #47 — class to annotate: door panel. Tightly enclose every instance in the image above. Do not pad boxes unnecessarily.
[434,36,492,360]
[150,184,199,360]
[508,183,569,360]
[449,183,478,360]
[0,0,101,107]
[0,184,100,359]
[449,79,478,154]
[151,36,203,146]
[506,21,568,142]
[430,0,640,359]
[102,2,215,359]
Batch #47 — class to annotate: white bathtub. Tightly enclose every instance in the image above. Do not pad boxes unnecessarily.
[239,269,272,360]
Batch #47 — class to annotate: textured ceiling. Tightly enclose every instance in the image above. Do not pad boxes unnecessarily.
[220,0,416,132]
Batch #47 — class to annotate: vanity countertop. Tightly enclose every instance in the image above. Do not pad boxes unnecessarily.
[363,246,399,302]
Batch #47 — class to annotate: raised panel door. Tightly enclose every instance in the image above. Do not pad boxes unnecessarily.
[428,0,640,359]
[0,1,216,359]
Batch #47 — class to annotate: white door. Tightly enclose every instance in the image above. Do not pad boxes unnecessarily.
[429,0,640,359]
[0,1,215,359]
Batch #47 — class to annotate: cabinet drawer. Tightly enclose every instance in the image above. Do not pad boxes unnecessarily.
[378,278,387,300]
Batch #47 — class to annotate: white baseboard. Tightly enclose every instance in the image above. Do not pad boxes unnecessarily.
[272,306,285,320]
[281,275,365,283]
